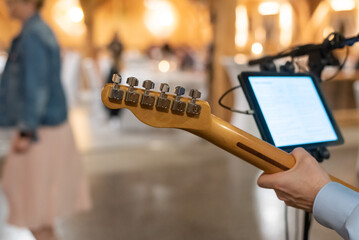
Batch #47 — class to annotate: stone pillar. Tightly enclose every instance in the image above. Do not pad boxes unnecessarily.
[80,0,109,58]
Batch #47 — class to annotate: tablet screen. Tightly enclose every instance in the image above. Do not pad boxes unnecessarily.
[247,75,338,148]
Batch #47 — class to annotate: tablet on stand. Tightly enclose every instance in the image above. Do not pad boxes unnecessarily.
[239,72,344,161]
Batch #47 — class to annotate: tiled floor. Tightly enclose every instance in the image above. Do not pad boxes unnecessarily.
[0,104,358,240]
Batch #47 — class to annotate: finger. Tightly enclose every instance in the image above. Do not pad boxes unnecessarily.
[274,190,288,202]
[13,145,23,153]
[284,200,297,208]
[19,141,30,153]
[257,172,281,189]
[275,189,291,199]
[13,143,23,153]
[13,140,30,153]
[291,148,312,162]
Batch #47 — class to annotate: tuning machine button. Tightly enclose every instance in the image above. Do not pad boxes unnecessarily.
[171,86,186,115]
[156,83,171,112]
[109,74,124,103]
[140,80,156,109]
[186,89,202,117]
[125,77,140,106]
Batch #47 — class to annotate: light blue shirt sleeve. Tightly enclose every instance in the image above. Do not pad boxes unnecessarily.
[313,182,359,240]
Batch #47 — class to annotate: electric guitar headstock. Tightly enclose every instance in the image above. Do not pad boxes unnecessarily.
[101,74,212,130]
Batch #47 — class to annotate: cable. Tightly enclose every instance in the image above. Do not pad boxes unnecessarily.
[285,205,290,240]
[218,85,255,115]
[303,212,312,240]
[323,46,350,82]
[295,209,299,240]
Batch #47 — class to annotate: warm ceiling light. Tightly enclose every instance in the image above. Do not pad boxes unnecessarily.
[68,6,84,23]
[53,0,86,36]
[144,0,178,39]
[330,0,355,11]
[251,42,263,55]
[258,2,280,16]
[235,5,248,48]
[279,3,293,47]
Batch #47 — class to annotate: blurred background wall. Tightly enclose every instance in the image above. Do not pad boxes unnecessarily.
[1,0,359,122]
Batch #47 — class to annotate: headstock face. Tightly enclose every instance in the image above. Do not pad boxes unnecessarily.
[101,76,212,130]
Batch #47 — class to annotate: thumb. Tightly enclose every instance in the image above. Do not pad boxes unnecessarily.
[257,172,282,189]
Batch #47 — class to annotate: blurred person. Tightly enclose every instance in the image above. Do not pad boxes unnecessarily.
[177,46,195,71]
[106,33,124,119]
[146,44,162,60]
[0,0,91,239]
[258,148,359,239]
[161,43,175,58]
[107,32,123,70]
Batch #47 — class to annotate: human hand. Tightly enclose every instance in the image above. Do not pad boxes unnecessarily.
[257,148,331,212]
[12,133,32,153]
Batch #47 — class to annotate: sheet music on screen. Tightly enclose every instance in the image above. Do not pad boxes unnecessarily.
[248,76,338,148]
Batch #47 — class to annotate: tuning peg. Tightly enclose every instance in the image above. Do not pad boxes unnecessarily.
[159,83,170,94]
[127,77,139,88]
[187,89,202,117]
[109,74,124,103]
[156,83,171,112]
[171,86,186,115]
[189,89,201,100]
[112,74,122,84]
[143,80,155,92]
[141,80,156,109]
[174,86,185,97]
[125,77,140,106]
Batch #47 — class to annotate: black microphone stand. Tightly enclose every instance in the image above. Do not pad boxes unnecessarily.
[248,32,359,80]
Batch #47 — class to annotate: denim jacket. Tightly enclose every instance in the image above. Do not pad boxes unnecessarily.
[0,13,67,138]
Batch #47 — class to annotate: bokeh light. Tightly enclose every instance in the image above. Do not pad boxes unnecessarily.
[258,2,280,16]
[53,0,86,36]
[144,0,178,39]
[330,0,355,11]
[158,60,171,73]
[68,6,84,23]
[251,42,263,55]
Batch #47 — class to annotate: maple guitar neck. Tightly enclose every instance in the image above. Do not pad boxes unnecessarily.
[187,114,359,193]
[101,80,359,193]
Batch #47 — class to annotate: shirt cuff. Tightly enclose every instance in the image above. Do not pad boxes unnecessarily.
[18,123,38,141]
[313,182,359,238]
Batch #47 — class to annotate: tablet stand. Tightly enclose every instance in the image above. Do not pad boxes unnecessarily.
[253,60,334,240]
[309,146,330,163]
[303,147,330,240]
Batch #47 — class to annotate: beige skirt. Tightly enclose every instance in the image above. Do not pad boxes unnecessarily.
[2,122,91,230]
